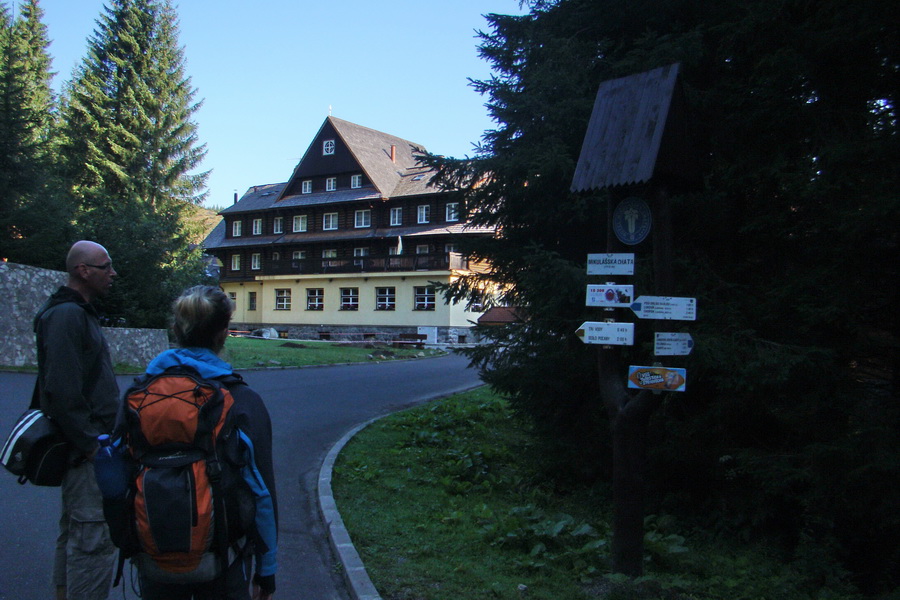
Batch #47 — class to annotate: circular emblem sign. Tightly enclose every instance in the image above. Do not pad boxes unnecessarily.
[612,197,652,246]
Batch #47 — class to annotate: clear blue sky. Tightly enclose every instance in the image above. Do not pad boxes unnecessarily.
[35,0,525,209]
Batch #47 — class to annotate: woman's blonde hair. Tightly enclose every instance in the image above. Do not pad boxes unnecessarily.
[171,286,233,349]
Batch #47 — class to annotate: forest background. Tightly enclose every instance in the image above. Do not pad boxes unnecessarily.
[1,0,897,596]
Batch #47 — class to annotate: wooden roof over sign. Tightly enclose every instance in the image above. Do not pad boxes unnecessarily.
[571,63,697,192]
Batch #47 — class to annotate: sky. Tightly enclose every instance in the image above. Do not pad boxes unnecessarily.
[32,0,527,209]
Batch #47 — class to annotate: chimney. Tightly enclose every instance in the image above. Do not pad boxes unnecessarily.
[233,191,238,204]
[390,145,396,163]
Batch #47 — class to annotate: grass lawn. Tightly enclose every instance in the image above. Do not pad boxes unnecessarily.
[332,388,864,600]
[220,336,442,369]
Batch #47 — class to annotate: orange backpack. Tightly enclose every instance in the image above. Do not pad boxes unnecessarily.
[119,366,249,583]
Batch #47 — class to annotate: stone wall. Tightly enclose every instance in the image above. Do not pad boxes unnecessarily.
[0,261,168,368]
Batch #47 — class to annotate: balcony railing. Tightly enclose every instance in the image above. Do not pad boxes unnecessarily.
[234,253,471,278]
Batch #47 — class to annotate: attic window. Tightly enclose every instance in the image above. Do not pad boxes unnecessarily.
[323,140,335,155]
[351,174,362,189]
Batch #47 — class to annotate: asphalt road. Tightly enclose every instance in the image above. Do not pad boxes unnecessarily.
[0,352,482,600]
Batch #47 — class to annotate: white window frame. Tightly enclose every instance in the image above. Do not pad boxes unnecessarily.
[353,247,368,267]
[414,286,435,311]
[251,253,261,270]
[323,212,338,231]
[340,287,359,311]
[416,244,429,255]
[446,202,460,222]
[354,209,371,228]
[275,288,291,311]
[232,220,242,237]
[231,254,240,270]
[307,288,324,311]
[390,207,402,226]
[273,217,283,234]
[325,177,337,192]
[292,250,306,260]
[322,248,337,267]
[417,204,430,224]
[272,252,280,261]
[293,215,307,232]
[252,218,262,235]
[376,287,395,311]
[350,174,362,189]
[323,140,335,155]
[301,180,312,194]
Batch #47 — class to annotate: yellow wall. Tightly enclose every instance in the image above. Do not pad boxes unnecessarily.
[223,270,481,329]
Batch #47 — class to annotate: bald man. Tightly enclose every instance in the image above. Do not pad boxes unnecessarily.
[34,241,119,600]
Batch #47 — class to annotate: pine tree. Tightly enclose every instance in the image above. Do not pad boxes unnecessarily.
[58,0,210,327]
[0,0,67,266]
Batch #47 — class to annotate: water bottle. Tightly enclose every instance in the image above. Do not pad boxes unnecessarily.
[94,434,128,499]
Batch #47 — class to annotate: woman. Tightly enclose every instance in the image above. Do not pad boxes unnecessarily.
[136,286,277,600]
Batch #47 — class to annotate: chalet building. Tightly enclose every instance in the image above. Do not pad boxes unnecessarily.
[202,117,494,344]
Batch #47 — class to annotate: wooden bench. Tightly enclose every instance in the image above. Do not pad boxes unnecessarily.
[393,333,427,349]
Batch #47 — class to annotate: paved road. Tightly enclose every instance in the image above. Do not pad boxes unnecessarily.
[0,353,482,599]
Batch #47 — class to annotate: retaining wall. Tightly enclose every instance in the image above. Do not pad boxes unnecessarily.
[0,261,167,368]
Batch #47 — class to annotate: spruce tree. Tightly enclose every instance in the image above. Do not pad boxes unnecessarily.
[0,0,67,266]
[59,0,209,327]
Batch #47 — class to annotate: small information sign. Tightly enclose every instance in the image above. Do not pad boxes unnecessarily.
[586,285,634,308]
[587,253,635,276]
[575,322,635,346]
[654,333,694,356]
[627,365,687,392]
[630,296,697,321]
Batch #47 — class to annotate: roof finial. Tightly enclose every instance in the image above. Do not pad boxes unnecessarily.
[329,105,333,116]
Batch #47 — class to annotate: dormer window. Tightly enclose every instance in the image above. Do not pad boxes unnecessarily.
[302,180,312,194]
[232,220,242,237]
[351,174,362,189]
[323,140,335,155]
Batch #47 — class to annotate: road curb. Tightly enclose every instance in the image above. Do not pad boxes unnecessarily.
[318,418,384,600]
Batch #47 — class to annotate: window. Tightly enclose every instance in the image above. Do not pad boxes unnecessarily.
[323,140,335,155]
[414,286,435,311]
[275,289,291,311]
[390,207,402,226]
[325,177,337,192]
[272,252,280,261]
[416,244,429,254]
[307,288,323,311]
[353,247,368,267]
[446,202,460,222]
[445,243,458,253]
[251,253,261,270]
[354,209,371,228]
[340,287,359,311]
[232,220,242,237]
[231,255,241,270]
[252,218,262,235]
[248,291,257,311]
[228,292,237,304]
[323,212,338,230]
[293,215,307,232]
[351,174,362,189]
[417,204,430,224]
[292,250,306,260]
[322,248,337,267]
[302,180,312,194]
[376,287,395,311]
[273,217,283,234]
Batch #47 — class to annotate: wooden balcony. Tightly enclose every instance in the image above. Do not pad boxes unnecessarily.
[226,252,472,279]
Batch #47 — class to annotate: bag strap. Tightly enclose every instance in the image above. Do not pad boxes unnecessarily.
[28,378,40,410]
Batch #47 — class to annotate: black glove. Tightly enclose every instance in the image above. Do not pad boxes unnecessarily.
[253,573,276,595]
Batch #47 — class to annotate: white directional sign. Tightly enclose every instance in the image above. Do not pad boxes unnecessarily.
[575,322,635,346]
[629,296,697,321]
[586,284,634,308]
[655,332,694,356]
[587,253,635,275]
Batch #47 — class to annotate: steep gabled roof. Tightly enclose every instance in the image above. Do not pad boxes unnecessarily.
[278,116,439,201]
